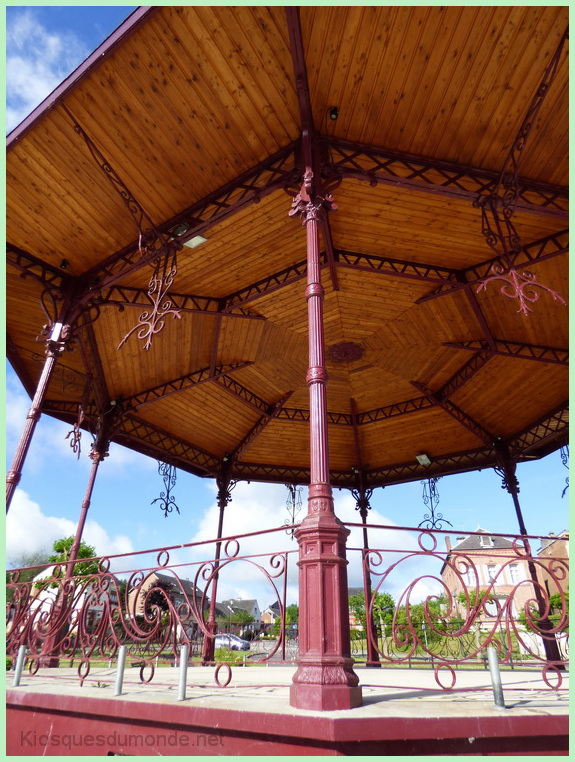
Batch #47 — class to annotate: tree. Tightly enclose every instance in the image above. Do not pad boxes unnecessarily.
[272,603,298,636]
[144,577,173,617]
[6,550,51,602]
[457,589,494,610]
[48,537,100,579]
[348,591,395,636]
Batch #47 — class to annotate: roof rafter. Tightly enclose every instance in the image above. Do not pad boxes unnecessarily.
[7,243,70,293]
[98,284,266,321]
[444,340,568,366]
[82,142,299,291]
[121,362,253,411]
[417,229,568,304]
[232,391,293,460]
[411,381,495,445]
[508,402,569,456]
[325,137,568,219]
[437,351,492,400]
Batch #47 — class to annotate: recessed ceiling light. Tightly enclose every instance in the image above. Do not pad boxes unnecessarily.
[416,453,432,466]
[182,235,207,249]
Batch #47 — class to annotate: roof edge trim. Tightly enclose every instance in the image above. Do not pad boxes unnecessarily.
[7,6,160,149]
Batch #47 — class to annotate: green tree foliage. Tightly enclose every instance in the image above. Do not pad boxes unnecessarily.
[48,536,99,579]
[348,590,395,636]
[6,551,51,602]
[272,603,299,635]
[457,589,494,610]
[144,577,174,616]
[216,608,255,625]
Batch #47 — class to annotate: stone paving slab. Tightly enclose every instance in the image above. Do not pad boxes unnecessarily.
[9,664,568,719]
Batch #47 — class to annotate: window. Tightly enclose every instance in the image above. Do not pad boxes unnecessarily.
[508,564,520,584]
[487,564,499,584]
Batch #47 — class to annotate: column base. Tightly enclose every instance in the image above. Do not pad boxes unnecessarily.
[290,659,362,710]
[290,682,362,711]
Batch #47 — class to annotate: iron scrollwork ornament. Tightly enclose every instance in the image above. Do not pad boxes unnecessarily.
[418,477,451,530]
[560,445,569,498]
[62,104,182,352]
[474,28,568,315]
[151,462,181,518]
[284,484,303,537]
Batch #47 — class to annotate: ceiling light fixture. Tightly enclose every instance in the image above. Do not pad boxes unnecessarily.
[182,235,207,250]
[416,453,432,466]
[329,106,339,121]
[170,222,189,237]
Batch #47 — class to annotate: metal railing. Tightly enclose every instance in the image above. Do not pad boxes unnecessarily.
[6,523,568,692]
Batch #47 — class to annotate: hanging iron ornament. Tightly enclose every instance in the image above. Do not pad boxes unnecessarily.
[474,28,568,314]
[116,245,181,351]
[65,376,92,459]
[560,445,569,498]
[476,265,565,316]
[351,485,374,518]
[62,104,182,352]
[151,462,181,518]
[418,477,451,530]
[284,484,303,538]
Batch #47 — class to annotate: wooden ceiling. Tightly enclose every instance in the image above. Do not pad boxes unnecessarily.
[6,6,568,490]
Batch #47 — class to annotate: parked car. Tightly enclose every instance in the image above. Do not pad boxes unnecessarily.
[214,633,250,651]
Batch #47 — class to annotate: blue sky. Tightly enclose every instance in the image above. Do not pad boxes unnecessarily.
[5,6,569,605]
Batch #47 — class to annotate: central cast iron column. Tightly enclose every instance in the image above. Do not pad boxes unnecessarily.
[289,171,362,710]
[495,444,564,668]
[201,458,234,665]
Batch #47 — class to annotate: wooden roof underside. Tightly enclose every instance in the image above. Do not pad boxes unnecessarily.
[6,6,568,490]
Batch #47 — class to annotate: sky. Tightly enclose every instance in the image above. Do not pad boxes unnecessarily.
[5,6,570,610]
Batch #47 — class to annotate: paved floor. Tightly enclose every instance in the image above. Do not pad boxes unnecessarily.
[10,664,568,719]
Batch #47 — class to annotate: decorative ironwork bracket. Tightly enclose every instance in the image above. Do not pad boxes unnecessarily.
[418,476,451,530]
[474,28,568,314]
[284,483,303,538]
[476,264,565,316]
[65,375,92,458]
[560,445,569,498]
[151,462,181,518]
[62,104,182,351]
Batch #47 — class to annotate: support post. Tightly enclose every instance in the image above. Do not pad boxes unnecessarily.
[40,412,112,667]
[487,645,506,709]
[351,474,381,668]
[6,322,72,511]
[289,172,361,710]
[201,459,234,665]
[495,444,564,668]
[349,398,380,667]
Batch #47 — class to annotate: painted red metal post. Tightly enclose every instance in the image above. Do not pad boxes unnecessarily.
[495,445,564,668]
[350,398,381,668]
[40,415,111,667]
[6,322,72,512]
[201,461,234,665]
[289,173,361,710]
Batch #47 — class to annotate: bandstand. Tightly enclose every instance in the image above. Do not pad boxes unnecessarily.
[6,6,568,755]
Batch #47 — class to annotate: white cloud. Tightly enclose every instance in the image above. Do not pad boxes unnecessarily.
[7,9,89,131]
[178,482,443,610]
[6,488,134,567]
[6,371,156,476]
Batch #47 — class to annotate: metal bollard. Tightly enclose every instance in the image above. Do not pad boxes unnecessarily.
[12,646,27,687]
[178,645,189,701]
[486,646,505,709]
[114,645,127,696]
